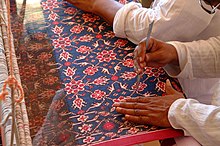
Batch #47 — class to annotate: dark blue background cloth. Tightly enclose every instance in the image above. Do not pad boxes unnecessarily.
[34,0,182,145]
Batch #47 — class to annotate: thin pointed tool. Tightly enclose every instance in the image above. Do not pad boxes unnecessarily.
[134,21,154,92]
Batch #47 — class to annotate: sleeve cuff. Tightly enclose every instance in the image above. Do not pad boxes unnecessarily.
[113,2,141,39]
[164,41,194,79]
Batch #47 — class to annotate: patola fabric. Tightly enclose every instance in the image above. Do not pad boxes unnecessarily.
[10,0,182,145]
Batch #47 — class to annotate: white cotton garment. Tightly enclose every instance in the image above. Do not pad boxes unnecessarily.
[113,0,220,103]
[113,0,220,44]
[167,36,220,146]
[113,1,220,145]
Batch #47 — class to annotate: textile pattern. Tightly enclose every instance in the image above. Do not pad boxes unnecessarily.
[11,0,182,145]
[35,0,182,145]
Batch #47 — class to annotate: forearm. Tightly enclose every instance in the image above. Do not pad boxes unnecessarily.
[168,98,220,146]
[93,0,123,25]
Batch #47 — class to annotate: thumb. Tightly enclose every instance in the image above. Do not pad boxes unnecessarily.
[165,79,178,95]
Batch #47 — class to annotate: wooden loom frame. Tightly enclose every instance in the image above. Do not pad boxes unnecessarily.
[0,0,32,145]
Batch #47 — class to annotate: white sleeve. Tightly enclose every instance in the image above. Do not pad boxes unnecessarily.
[164,36,220,79]
[168,98,220,146]
[113,0,214,44]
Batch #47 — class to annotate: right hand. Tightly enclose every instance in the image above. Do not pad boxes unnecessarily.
[134,38,179,74]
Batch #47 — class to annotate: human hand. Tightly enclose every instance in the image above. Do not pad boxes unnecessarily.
[112,80,184,127]
[65,0,97,13]
[64,0,123,25]
[134,38,179,74]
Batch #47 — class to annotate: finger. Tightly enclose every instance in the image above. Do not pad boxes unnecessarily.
[146,38,154,52]
[165,79,182,95]
[125,115,171,127]
[123,96,153,103]
[115,107,149,116]
[165,79,176,95]
[124,115,151,125]
[113,102,148,109]
[133,59,142,74]
[138,41,146,62]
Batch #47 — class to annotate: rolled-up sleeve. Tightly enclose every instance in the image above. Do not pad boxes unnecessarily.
[113,0,214,44]
[165,36,220,79]
[168,98,220,146]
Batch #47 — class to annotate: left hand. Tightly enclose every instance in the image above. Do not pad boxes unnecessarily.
[113,80,185,127]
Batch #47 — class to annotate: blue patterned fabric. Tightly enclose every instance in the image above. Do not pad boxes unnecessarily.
[34,0,182,145]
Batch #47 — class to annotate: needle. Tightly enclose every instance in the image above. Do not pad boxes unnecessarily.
[134,21,154,92]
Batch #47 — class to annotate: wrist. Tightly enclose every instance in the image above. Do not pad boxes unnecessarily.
[168,43,179,66]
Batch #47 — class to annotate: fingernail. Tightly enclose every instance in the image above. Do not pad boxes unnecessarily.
[166,79,171,85]
[112,103,119,107]
[140,56,143,62]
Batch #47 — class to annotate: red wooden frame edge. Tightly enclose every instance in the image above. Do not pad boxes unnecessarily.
[92,128,183,146]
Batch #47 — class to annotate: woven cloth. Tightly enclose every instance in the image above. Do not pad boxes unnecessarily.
[32,0,183,145]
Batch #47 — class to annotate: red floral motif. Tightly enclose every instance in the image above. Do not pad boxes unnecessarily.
[58,133,70,142]
[79,34,93,42]
[83,136,95,144]
[114,39,128,47]
[92,77,109,85]
[78,110,85,115]
[29,116,45,128]
[111,75,119,81]
[128,127,139,134]
[38,52,52,61]
[104,31,115,38]
[64,7,77,15]
[119,0,129,4]
[132,82,148,92]
[121,71,137,80]
[83,66,98,76]
[82,14,100,22]
[48,12,59,21]
[79,124,92,133]
[113,96,126,102]
[41,0,59,10]
[64,67,76,77]
[53,37,71,49]
[29,43,44,51]
[19,64,38,80]
[99,111,110,117]
[73,97,85,109]
[43,75,59,85]
[70,25,84,34]
[145,67,165,77]
[105,132,117,138]
[33,32,48,41]
[65,80,85,94]
[77,115,89,122]
[76,45,91,54]
[52,25,64,35]
[103,121,115,131]
[96,34,102,39]
[60,51,72,61]
[96,50,116,62]
[156,81,166,92]
[91,90,106,100]
[39,89,56,99]
[122,58,134,68]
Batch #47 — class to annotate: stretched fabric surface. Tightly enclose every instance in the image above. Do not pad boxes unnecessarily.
[33,0,183,145]
[9,0,183,145]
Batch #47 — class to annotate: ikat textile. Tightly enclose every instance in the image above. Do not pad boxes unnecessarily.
[11,0,182,145]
